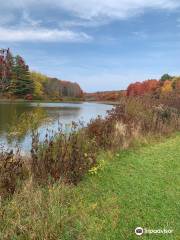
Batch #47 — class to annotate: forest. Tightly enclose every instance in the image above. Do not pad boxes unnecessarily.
[85,74,180,102]
[0,48,83,100]
[126,74,180,97]
[1,48,179,103]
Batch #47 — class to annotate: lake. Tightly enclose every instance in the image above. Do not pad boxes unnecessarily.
[0,101,113,153]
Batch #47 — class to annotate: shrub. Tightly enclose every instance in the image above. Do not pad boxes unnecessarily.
[86,97,180,150]
[1,95,180,197]
[0,150,28,198]
[31,122,98,185]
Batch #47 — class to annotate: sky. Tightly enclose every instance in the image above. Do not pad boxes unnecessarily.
[0,0,180,92]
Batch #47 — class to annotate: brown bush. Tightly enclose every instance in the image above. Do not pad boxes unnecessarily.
[31,122,97,185]
[0,150,28,198]
[1,95,180,196]
[159,91,180,111]
[86,97,180,151]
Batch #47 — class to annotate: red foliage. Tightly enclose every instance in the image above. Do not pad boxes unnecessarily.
[85,91,126,101]
[25,94,33,100]
[127,79,160,96]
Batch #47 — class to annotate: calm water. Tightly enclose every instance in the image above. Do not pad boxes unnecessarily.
[0,102,113,153]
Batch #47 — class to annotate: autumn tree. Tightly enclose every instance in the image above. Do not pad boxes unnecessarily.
[30,71,83,100]
[1,49,83,100]
[30,71,48,99]
[0,48,14,94]
[172,77,180,91]
[127,80,159,96]
[161,80,173,94]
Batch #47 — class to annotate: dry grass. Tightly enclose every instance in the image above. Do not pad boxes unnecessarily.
[1,134,180,239]
[0,96,180,198]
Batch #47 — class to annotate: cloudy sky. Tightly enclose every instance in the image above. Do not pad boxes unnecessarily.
[0,0,180,92]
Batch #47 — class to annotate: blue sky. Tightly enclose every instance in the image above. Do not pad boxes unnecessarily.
[0,0,180,92]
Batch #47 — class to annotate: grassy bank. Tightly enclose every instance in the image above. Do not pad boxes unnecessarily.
[1,133,180,239]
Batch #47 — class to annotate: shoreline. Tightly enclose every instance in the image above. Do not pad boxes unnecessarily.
[86,100,120,105]
[0,98,85,104]
[0,98,118,105]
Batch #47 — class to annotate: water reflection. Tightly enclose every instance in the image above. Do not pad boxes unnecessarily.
[0,102,31,134]
[0,102,113,153]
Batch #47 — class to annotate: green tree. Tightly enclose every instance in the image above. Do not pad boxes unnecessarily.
[10,56,34,97]
[160,74,173,82]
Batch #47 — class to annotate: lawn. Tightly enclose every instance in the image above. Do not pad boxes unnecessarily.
[1,134,180,240]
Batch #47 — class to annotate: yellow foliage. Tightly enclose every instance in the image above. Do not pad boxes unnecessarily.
[89,159,105,175]
[161,80,173,94]
[172,77,180,90]
[34,80,44,97]
[30,71,49,98]
[30,71,49,83]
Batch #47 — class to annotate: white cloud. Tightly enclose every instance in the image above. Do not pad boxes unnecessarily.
[1,0,180,20]
[0,0,179,42]
[58,0,180,20]
[0,27,92,42]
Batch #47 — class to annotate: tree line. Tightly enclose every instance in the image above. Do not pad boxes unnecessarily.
[0,49,34,98]
[85,74,180,102]
[126,74,180,97]
[0,49,83,100]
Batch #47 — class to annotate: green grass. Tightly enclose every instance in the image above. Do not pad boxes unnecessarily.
[1,134,180,239]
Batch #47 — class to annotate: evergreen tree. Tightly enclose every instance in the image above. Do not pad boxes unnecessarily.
[160,74,173,82]
[10,55,34,97]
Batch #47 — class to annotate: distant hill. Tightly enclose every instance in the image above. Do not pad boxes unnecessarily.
[85,90,126,102]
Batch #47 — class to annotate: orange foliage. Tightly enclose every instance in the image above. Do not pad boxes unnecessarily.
[127,79,159,96]
[85,91,126,101]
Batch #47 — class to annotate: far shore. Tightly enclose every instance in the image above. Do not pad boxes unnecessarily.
[0,98,118,105]
[0,98,85,104]
[87,100,120,105]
